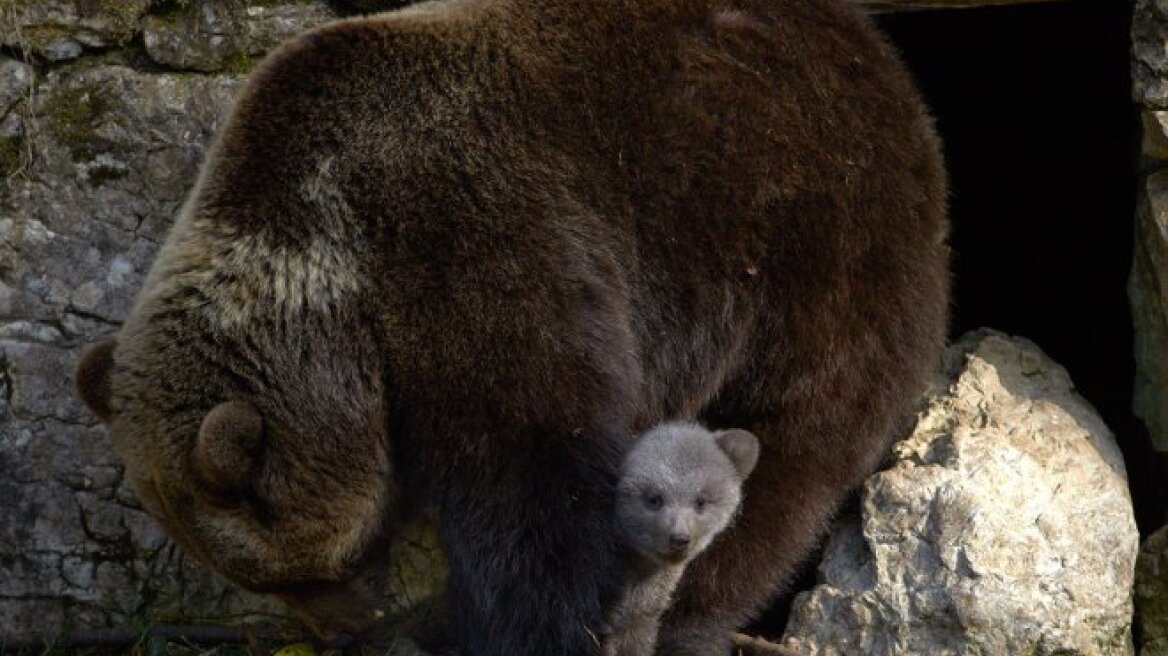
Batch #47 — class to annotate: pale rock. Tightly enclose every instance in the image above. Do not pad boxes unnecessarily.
[60,556,96,590]
[0,111,22,138]
[782,331,1139,656]
[0,320,63,343]
[40,38,82,61]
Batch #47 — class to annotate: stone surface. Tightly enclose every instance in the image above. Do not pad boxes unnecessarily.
[0,0,1152,643]
[1138,525,1168,656]
[1135,0,1168,108]
[0,57,32,116]
[781,331,1139,656]
[0,0,151,61]
[0,62,284,633]
[0,55,31,179]
[1131,171,1168,453]
[1144,110,1168,160]
[143,1,339,73]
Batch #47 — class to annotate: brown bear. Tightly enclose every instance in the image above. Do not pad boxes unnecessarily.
[74,0,948,654]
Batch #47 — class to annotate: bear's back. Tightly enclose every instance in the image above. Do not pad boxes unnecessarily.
[190,0,937,252]
[151,0,945,426]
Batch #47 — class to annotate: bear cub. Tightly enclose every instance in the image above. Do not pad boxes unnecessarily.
[604,423,760,656]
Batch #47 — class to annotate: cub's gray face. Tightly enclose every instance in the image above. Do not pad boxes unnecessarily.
[616,424,759,566]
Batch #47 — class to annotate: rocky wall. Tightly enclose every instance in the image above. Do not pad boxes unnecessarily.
[1131,5,1168,652]
[1133,0,1168,455]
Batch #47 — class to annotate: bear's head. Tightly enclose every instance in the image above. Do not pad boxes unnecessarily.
[75,302,397,638]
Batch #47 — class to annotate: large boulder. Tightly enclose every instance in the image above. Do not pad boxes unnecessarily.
[781,331,1139,656]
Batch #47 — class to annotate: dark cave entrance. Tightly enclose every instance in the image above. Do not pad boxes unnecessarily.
[879,0,1166,534]
[759,0,1167,638]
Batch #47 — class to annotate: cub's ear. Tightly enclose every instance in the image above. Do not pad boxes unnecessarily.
[75,338,117,422]
[194,401,265,494]
[714,428,760,480]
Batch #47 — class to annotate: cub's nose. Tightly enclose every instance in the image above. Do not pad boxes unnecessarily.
[669,533,692,552]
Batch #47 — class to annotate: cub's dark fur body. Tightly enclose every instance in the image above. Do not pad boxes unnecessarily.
[75,1,948,655]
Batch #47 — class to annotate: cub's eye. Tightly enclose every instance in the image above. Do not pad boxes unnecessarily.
[695,497,709,513]
[644,493,664,510]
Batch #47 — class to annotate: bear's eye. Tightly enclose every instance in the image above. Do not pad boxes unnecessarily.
[644,493,664,510]
[695,496,709,513]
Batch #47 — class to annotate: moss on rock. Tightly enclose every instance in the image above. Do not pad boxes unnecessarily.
[222,50,253,74]
[0,134,23,178]
[42,84,116,163]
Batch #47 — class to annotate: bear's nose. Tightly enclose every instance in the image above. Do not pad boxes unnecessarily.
[669,533,691,551]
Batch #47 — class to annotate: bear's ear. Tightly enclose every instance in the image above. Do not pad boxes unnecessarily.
[194,401,265,494]
[714,428,760,480]
[75,338,117,422]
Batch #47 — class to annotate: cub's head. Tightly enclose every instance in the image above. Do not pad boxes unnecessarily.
[75,313,395,639]
[615,422,759,567]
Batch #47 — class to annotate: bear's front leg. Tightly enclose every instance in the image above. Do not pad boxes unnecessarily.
[434,428,628,656]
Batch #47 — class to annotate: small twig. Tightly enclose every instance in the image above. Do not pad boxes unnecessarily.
[731,632,803,656]
[0,623,289,651]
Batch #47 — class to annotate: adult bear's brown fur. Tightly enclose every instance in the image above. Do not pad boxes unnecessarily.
[75,0,948,654]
